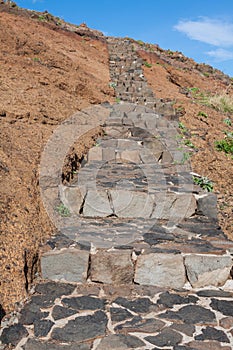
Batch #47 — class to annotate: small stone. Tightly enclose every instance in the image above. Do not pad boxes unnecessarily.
[83,190,112,217]
[41,248,89,283]
[219,316,233,329]
[0,324,28,346]
[135,253,186,288]
[171,323,196,337]
[52,305,78,321]
[115,316,165,333]
[210,299,233,317]
[110,307,134,323]
[90,250,134,284]
[196,290,233,298]
[23,339,91,350]
[159,305,216,325]
[96,334,145,349]
[187,341,231,350]
[51,311,107,342]
[184,255,232,288]
[62,296,106,311]
[145,328,183,347]
[114,297,154,313]
[157,291,198,308]
[35,281,76,296]
[34,319,54,337]
[195,326,229,343]
[20,302,49,325]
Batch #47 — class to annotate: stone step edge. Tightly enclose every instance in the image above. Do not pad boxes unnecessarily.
[40,247,233,290]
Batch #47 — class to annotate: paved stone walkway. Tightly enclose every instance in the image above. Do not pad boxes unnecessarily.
[1,38,233,349]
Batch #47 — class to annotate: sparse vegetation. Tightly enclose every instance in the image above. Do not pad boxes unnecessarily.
[193,175,213,192]
[183,139,195,148]
[223,118,232,126]
[109,82,117,89]
[215,132,233,156]
[198,111,208,118]
[143,61,152,68]
[207,93,233,114]
[136,40,144,46]
[56,203,71,217]
[38,15,47,22]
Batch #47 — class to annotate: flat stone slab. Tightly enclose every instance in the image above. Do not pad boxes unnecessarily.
[134,253,186,288]
[41,248,89,282]
[184,255,232,288]
[51,311,108,343]
[110,190,154,218]
[83,190,112,217]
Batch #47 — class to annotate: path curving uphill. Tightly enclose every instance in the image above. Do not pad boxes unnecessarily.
[0,37,233,350]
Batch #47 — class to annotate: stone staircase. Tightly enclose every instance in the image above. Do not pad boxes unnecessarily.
[0,37,233,350]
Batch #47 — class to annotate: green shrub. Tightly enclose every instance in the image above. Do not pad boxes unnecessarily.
[215,137,233,155]
[56,204,71,217]
[193,176,213,192]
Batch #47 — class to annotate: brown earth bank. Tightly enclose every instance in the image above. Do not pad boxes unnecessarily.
[0,2,232,315]
[0,3,114,313]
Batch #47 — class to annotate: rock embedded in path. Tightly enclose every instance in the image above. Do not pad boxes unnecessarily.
[41,248,89,283]
[184,255,232,288]
[51,311,107,343]
[96,334,145,349]
[83,190,113,217]
[159,305,216,325]
[23,339,91,350]
[145,328,183,347]
[0,324,28,346]
[134,253,186,288]
[90,249,134,284]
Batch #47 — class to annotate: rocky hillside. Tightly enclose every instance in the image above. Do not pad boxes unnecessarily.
[0,1,232,314]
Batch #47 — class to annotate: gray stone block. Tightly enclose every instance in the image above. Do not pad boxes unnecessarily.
[83,190,113,217]
[41,248,89,283]
[87,146,103,161]
[184,255,232,288]
[151,193,196,220]
[110,190,154,218]
[59,185,84,214]
[90,250,134,284]
[135,253,186,288]
[197,193,218,219]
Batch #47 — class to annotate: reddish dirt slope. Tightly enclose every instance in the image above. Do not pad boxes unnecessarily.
[0,5,114,312]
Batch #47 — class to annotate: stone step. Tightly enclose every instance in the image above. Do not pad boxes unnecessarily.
[40,215,233,290]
